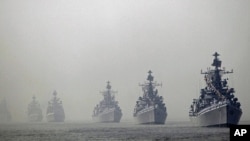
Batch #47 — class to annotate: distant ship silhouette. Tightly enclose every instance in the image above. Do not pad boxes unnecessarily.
[46,91,65,122]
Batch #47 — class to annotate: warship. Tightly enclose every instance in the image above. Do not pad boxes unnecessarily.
[27,96,43,122]
[0,98,11,122]
[46,91,65,122]
[189,52,242,127]
[133,70,167,124]
[92,81,122,123]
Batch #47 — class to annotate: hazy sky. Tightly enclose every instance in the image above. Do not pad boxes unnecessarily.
[0,0,250,122]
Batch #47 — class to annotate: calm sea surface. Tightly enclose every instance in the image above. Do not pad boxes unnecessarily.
[1,120,248,141]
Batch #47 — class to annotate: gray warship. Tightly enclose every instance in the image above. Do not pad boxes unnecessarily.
[92,81,122,123]
[27,96,43,122]
[189,52,242,127]
[46,91,65,122]
[133,71,167,124]
[0,98,11,122]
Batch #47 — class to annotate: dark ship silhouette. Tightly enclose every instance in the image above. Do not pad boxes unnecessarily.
[92,81,122,123]
[189,52,242,127]
[0,98,11,122]
[46,91,65,122]
[133,70,167,124]
[27,96,43,122]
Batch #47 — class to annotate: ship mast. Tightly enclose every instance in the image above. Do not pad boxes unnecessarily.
[53,90,57,97]
[201,52,233,99]
[100,81,117,106]
[212,52,221,70]
[101,81,117,95]
[106,81,111,92]
[140,70,162,87]
[32,96,36,102]
[147,70,154,83]
[31,95,38,105]
[139,70,161,99]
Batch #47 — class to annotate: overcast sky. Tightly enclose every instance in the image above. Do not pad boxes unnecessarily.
[0,0,250,122]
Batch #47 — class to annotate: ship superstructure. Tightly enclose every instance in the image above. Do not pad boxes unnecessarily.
[133,70,167,124]
[27,96,43,122]
[92,81,122,123]
[46,91,65,122]
[189,52,242,127]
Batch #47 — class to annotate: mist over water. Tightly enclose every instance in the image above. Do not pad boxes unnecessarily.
[1,120,250,140]
[0,0,250,125]
[0,121,230,141]
[1,1,250,141]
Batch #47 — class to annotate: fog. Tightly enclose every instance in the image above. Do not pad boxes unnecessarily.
[0,0,250,122]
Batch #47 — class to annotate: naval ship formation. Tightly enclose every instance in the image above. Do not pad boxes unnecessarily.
[27,96,43,122]
[46,91,65,122]
[133,71,167,124]
[0,53,243,125]
[189,52,242,127]
[92,81,122,123]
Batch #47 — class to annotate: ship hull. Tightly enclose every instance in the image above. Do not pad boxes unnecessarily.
[134,106,167,124]
[46,112,65,122]
[28,113,43,122]
[190,103,242,127]
[92,108,122,123]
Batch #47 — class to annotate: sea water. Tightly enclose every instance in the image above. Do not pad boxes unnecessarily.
[0,120,239,141]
